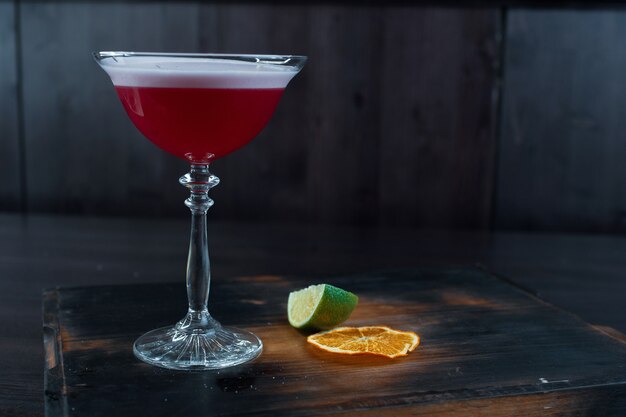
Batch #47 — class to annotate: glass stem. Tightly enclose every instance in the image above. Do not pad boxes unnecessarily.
[179,164,220,330]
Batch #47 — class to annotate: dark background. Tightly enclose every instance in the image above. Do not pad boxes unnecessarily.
[2,2,626,233]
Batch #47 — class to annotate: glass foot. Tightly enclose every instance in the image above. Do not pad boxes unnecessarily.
[133,315,262,370]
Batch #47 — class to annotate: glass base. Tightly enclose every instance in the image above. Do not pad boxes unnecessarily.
[133,314,262,370]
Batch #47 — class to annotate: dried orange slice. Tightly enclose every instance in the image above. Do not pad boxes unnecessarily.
[307,326,420,358]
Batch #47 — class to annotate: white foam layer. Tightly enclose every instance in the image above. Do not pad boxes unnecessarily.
[99,56,300,89]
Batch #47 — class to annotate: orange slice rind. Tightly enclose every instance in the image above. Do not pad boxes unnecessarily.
[307,326,420,358]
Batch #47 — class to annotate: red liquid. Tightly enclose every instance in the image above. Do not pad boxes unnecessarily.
[115,86,285,162]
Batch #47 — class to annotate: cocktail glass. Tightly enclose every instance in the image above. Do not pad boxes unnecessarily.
[94,52,306,370]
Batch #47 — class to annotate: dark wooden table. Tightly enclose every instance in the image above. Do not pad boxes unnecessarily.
[1,213,626,416]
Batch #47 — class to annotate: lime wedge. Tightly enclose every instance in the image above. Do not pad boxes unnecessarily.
[287,284,358,331]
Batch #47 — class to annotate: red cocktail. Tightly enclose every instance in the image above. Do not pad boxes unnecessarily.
[105,56,300,162]
[94,52,306,370]
[115,86,284,161]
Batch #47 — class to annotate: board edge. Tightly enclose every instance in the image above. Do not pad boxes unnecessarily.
[43,287,69,417]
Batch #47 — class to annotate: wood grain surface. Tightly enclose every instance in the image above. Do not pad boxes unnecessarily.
[5,3,500,228]
[19,2,195,216]
[379,8,498,228]
[0,1,22,212]
[4,3,626,233]
[2,214,626,415]
[43,268,626,416]
[496,9,626,233]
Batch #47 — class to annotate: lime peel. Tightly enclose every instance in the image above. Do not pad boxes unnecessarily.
[288,284,358,331]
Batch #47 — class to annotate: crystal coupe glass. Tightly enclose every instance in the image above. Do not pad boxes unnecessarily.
[94,52,306,370]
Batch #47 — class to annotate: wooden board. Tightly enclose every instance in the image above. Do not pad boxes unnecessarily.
[43,268,626,416]
[496,9,626,233]
[0,1,22,211]
[5,214,626,416]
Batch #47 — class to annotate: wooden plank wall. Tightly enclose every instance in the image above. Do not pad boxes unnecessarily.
[4,2,626,232]
[496,9,626,233]
[2,2,500,228]
[0,2,22,212]
[20,3,198,216]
